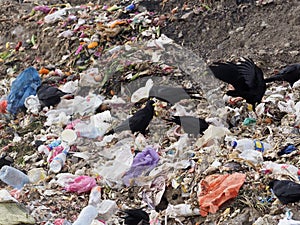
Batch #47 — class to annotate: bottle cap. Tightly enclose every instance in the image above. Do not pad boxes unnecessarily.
[61,129,77,145]
[231,141,237,148]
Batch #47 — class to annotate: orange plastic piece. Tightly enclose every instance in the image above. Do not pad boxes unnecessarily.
[0,100,7,113]
[198,173,246,217]
[39,68,50,75]
[109,20,127,28]
[88,41,98,49]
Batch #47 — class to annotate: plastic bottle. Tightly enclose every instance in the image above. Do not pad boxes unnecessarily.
[28,168,47,183]
[88,186,102,207]
[0,165,30,189]
[38,145,50,155]
[72,205,98,225]
[165,203,200,217]
[231,138,273,153]
[48,140,61,150]
[97,200,118,221]
[49,149,68,173]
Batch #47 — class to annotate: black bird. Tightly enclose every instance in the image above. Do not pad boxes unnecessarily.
[0,155,13,169]
[149,86,198,105]
[37,84,71,107]
[165,115,209,135]
[122,209,150,225]
[209,58,266,110]
[105,100,155,135]
[269,179,300,204]
[265,64,300,87]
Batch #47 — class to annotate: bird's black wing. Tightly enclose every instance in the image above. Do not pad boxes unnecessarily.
[123,209,149,225]
[37,85,67,100]
[149,86,192,105]
[236,58,257,89]
[209,62,248,90]
[180,116,209,134]
[128,108,153,134]
[167,116,209,135]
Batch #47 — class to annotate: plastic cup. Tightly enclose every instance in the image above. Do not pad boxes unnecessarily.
[61,129,77,145]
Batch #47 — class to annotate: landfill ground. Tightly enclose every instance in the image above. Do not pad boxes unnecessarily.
[0,0,300,224]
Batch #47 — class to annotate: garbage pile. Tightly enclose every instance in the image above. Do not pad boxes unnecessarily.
[0,1,300,225]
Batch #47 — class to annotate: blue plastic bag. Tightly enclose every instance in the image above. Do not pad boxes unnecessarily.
[7,67,41,115]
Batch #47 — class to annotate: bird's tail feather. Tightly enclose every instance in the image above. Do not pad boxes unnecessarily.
[104,129,114,136]
[264,74,284,83]
[162,116,181,125]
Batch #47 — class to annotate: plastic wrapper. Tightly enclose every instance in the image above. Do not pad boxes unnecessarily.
[24,95,41,114]
[94,139,134,188]
[278,211,300,225]
[198,173,246,217]
[262,161,300,182]
[64,175,97,194]
[44,8,67,23]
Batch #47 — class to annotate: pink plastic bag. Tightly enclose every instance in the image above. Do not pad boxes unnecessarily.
[64,175,97,194]
[54,219,69,225]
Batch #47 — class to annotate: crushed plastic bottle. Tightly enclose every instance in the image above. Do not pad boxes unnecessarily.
[0,165,30,189]
[231,138,273,153]
[166,204,200,217]
[88,186,102,207]
[97,200,118,221]
[28,168,47,183]
[48,140,62,150]
[49,149,68,173]
[72,205,98,225]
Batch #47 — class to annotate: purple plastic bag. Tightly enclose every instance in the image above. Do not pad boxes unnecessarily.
[34,6,51,14]
[123,146,159,186]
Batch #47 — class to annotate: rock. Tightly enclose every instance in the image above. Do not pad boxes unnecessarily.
[0,202,35,225]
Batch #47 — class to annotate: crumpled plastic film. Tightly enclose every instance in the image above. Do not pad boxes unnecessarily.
[198,173,246,217]
[122,146,160,186]
[64,175,97,194]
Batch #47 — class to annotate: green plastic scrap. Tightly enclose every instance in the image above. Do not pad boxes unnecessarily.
[0,51,13,60]
[31,35,36,46]
[202,4,211,10]
[242,117,256,126]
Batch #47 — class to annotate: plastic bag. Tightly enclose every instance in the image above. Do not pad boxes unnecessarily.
[64,175,97,194]
[278,211,300,225]
[122,146,160,186]
[7,67,41,114]
[0,100,7,113]
[95,139,134,188]
[198,173,246,217]
[24,95,41,114]
[262,161,300,182]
